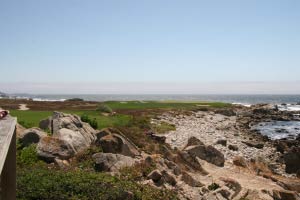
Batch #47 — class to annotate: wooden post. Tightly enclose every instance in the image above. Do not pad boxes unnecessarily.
[1,129,16,200]
[0,116,17,200]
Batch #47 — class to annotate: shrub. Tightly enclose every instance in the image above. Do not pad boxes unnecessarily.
[17,144,44,167]
[81,114,98,129]
[208,182,220,191]
[96,104,113,114]
[17,167,178,200]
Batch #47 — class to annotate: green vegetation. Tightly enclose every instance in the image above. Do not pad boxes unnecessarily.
[10,110,131,129]
[104,101,230,110]
[96,104,113,114]
[13,100,229,199]
[151,121,176,134]
[81,114,98,129]
[16,144,44,167]
[16,144,177,200]
[208,182,220,191]
[10,110,52,128]
[17,166,178,200]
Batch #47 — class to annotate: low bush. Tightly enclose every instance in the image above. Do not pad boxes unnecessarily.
[17,167,178,200]
[81,114,98,129]
[96,104,113,114]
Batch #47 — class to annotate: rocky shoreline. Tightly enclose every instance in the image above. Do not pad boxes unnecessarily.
[16,104,300,200]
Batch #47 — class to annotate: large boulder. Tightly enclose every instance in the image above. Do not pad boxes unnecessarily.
[40,112,96,145]
[37,112,97,161]
[92,153,135,172]
[56,128,90,153]
[37,136,75,162]
[284,147,300,174]
[96,128,139,157]
[19,128,47,147]
[184,144,225,167]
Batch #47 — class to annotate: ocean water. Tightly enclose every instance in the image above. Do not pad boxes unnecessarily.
[13,94,300,104]
[252,121,300,140]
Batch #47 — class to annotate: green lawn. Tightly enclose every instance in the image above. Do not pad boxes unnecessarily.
[104,101,230,110]
[10,101,230,129]
[10,110,132,129]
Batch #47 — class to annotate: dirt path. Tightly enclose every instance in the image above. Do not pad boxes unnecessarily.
[19,104,29,111]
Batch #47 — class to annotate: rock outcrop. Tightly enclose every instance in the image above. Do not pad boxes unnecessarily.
[19,128,47,147]
[184,140,225,167]
[92,153,135,172]
[37,136,75,162]
[36,112,96,161]
[95,128,139,157]
[284,147,300,174]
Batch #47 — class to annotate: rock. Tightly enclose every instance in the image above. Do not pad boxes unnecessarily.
[173,166,182,175]
[185,136,204,147]
[233,156,248,167]
[164,160,177,169]
[99,133,139,157]
[16,123,26,138]
[216,139,227,146]
[40,111,96,145]
[92,153,135,172]
[181,171,203,187]
[280,179,300,193]
[150,134,166,143]
[39,117,51,130]
[275,141,289,153]
[54,158,70,169]
[220,177,242,199]
[34,112,99,162]
[228,144,238,151]
[242,141,264,149]
[185,144,225,167]
[161,170,177,186]
[56,128,90,153]
[284,147,300,174]
[272,189,300,200]
[37,136,75,162]
[95,128,112,141]
[147,170,162,182]
[215,109,236,116]
[178,151,207,174]
[19,128,47,147]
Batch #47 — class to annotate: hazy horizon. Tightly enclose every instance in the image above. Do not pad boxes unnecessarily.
[1,81,300,95]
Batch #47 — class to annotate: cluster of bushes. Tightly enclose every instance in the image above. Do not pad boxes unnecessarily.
[17,166,178,200]
[16,144,177,200]
[81,114,98,129]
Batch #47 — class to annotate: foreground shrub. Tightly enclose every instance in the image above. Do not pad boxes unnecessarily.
[81,114,98,129]
[17,167,178,200]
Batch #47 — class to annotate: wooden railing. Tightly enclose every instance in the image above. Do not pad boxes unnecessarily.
[0,116,17,200]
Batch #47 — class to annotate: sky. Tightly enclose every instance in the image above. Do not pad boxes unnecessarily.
[0,0,300,94]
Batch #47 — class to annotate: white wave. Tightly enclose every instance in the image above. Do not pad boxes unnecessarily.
[32,98,66,102]
[232,102,252,107]
[277,104,300,111]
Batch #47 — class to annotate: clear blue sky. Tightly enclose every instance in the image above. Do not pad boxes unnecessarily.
[0,0,300,93]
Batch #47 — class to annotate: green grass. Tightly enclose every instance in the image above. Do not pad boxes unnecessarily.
[10,110,53,128]
[151,121,176,134]
[10,101,230,129]
[10,110,132,129]
[105,101,230,110]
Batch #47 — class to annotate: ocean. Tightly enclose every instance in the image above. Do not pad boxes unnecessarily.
[11,94,300,105]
